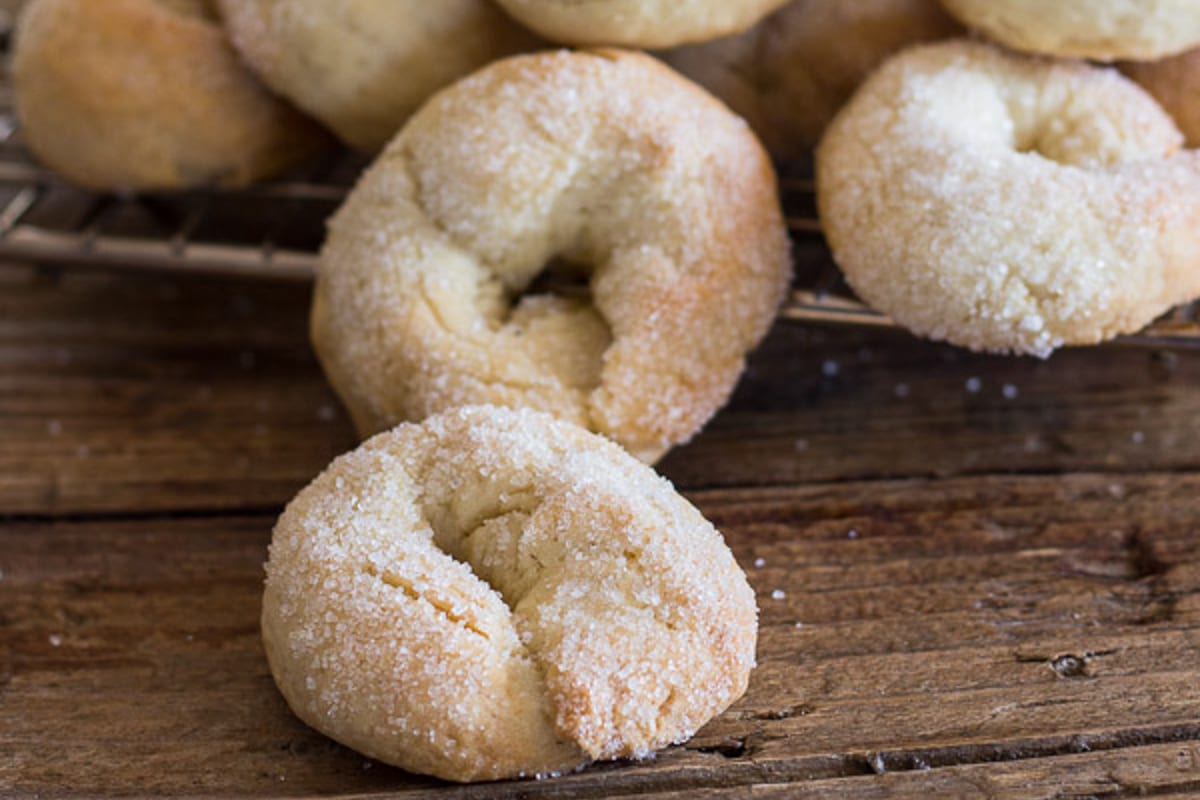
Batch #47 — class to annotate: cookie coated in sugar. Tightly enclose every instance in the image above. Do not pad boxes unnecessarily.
[262,405,758,782]
[313,49,790,462]
[817,40,1200,356]
[218,0,541,152]
[940,0,1200,61]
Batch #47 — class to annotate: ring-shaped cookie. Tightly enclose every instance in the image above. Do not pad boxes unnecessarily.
[262,405,758,782]
[313,49,790,462]
[940,0,1200,61]
[817,40,1200,356]
[494,0,791,48]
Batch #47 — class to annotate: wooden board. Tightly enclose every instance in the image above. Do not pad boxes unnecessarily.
[4,264,1198,514]
[2,263,1200,798]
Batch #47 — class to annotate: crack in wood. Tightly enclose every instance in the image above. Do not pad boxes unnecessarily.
[835,723,1200,778]
[679,723,1200,788]
[691,738,749,760]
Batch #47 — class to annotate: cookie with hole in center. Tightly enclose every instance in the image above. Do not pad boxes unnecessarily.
[312,49,790,462]
[262,404,758,782]
[817,40,1200,356]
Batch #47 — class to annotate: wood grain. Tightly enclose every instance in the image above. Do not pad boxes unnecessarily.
[3,265,1199,514]
[0,265,356,515]
[2,264,1199,797]
[645,742,1200,799]
[3,474,1198,797]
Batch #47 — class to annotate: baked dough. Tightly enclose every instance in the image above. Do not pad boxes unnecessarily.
[13,0,327,190]
[313,49,790,462]
[494,0,791,48]
[262,405,758,782]
[217,0,541,152]
[664,0,960,157]
[817,40,1200,356]
[940,0,1200,61]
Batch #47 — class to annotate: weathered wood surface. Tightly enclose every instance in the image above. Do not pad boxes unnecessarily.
[4,263,1198,514]
[2,263,1200,798]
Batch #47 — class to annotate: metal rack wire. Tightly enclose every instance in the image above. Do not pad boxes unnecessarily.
[0,112,355,281]
[1,45,1197,346]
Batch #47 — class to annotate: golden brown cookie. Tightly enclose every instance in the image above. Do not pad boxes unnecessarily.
[940,0,1200,61]
[13,0,327,191]
[218,0,541,152]
[263,404,758,782]
[818,40,1200,356]
[313,49,790,462]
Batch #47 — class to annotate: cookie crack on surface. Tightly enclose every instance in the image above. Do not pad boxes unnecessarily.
[363,562,491,640]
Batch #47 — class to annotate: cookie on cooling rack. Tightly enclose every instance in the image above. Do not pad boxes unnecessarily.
[13,0,328,191]
[817,40,1200,356]
[313,49,790,462]
[218,0,542,152]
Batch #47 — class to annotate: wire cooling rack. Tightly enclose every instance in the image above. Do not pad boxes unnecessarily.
[1,41,1197,346]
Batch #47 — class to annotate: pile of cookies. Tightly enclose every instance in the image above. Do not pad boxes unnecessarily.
[14,0,1200,785]
[11,0,802,783]
[292,42,789,780]
[13,0,966,187]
